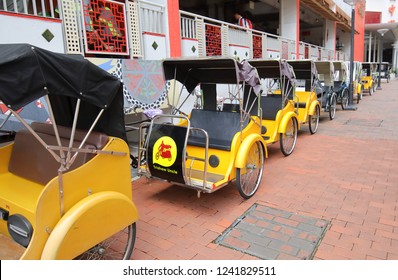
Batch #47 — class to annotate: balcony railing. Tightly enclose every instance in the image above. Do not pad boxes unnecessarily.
[0,0,60,19]
[180,10,346,61]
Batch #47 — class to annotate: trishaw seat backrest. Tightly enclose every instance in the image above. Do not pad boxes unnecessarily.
[8,122,109,185]
[188,109,247,151]
[333,81,344,92]
[260,94,284,120]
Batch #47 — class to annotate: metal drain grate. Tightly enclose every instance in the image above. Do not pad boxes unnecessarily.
[215,204,329,260]
[344,119,383,127]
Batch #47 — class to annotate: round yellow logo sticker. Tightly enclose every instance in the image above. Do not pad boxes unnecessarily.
[152,136,177,167]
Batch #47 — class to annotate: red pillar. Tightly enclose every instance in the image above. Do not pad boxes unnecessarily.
[354,2,365,62]
[167,0,182,57]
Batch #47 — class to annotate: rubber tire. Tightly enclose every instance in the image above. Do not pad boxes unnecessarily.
[357,91,362,104]
[236,141,264,199]
[369,85,373,96]
[373,80,378,92]
[309,104,320,135]
[341,88,349,110]
[75,223,136,260]
[387,74,390,83]
[328,94,337,120]
[280,117,298,156]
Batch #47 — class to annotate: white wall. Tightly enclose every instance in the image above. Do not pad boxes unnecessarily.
[365,0,398,23]
[280,0,298,41]
[324,19,336,50]
[0,14,64,52]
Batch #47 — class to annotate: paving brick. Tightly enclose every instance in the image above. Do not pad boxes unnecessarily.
[246,243,279,260]
[128,80,398,260]
[222,236,251,250]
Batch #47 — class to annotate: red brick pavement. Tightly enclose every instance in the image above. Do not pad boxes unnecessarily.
[131,79,398,260]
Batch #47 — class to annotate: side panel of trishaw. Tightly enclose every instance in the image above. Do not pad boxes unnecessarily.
[294,91,320,124]
[261,101,298,144]
[185,117,266,190]
[17,137,137,259]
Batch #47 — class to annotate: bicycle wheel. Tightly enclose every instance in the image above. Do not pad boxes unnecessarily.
[357,91,362,104]
[236,141,264,199]
[309,104,320,134]
[341,88,349,110]
[387,74,390,83]
[280,117,297,156]
[328,94,337,120]
[369,84,373,96]
[76,223,136,260]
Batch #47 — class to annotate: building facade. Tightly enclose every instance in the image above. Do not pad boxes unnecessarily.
[0,0,367,112]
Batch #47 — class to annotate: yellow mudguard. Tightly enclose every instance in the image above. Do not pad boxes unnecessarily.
[278,112,298,133]
[309,100,321,116]
[235,134,267,169]
[41,191,138,260]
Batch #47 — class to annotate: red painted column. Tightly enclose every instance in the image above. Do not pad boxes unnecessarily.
[167,0,182,57]
[354,2,365,62]
[296,0,300,58]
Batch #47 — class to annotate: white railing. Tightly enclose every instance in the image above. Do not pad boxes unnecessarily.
[180,14,196,39]
[139,0,165,34]
[0,0,60,19]
[180,10,337,61]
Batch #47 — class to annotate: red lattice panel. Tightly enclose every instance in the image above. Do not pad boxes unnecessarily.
[205,24,222,56]
[253,35,262,59]
[82,0,128,55]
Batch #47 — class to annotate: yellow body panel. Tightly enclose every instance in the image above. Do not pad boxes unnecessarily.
[361,76,373,90]
[182,116,267,189]
[261,100,297,145]
[0,136,138,259]
[41,191,137,260]
[294,91,319,125]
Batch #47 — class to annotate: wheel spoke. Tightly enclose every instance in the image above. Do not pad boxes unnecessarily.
[75,224,136,260]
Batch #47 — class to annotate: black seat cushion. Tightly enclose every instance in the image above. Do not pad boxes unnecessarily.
[188,109,247,151]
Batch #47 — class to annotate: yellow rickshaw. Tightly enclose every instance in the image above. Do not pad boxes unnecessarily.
[0,44,138,259]
[332,61,349,109]
[377,62,391,83]
[287,60,321,134]
[138,57,267,199]
[314,61,338,120]
[345,61,363,103]
[248,60,299,155]
[361,62,377,95]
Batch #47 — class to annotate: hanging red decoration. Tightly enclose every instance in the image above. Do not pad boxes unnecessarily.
[389,4,395,16]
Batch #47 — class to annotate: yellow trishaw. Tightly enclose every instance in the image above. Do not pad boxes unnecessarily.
[248,60,299,155]
[0,44,138,259]
[332,61,349,109]
[361,62,377,95]
[314,61,337,120]
[345,61,363,103]
[138,57,266,199]
[287,60,321,134]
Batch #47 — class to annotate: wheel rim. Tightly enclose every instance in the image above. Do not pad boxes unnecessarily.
[237,142,264,198]
[76,224,136,260]
[329,95,336,120]
[281,118,297,156]
[309,105,319,134]
[341,90,349,109]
